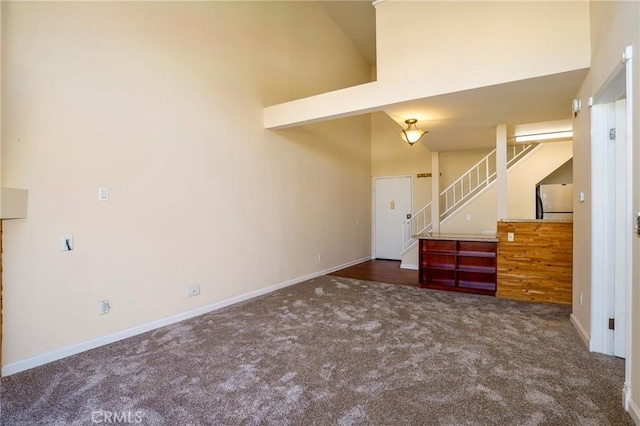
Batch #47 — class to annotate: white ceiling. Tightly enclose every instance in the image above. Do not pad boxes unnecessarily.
[320,1,585,152]
[384,70,586,152]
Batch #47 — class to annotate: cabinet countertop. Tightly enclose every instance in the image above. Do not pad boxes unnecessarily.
[413,232,499,243]
[499,219,572,223]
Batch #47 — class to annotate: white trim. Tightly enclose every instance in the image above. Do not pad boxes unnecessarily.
[400,263,418,270]
[613,97,631,359]
[623,382,631,412]
[570,313,590,349]
[431,152,440,233]
[496,124,508,219]
[1,256,370,377]
[622,45,633,62]
[628,396,640,425]
[622,46,634,407]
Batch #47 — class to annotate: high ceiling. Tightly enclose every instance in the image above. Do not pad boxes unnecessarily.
[320,1,377,65]
[320,1,584,152]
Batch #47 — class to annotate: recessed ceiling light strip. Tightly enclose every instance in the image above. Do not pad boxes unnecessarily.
[514,131,573,143]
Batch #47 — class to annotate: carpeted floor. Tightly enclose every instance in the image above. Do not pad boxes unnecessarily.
[0,275,633,425]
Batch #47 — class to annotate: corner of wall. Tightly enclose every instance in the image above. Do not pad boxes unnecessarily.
[570,313,590,349]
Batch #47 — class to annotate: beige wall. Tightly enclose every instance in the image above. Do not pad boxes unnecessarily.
[440,142,573,233]
[439,149,491,191]
[1,2,372,366]
[265,0,591,130]
[634,6,640,415]
[371,112,432,213]
[540,159,573,185]
[0,2,2,210]
[376,1,590,93]
[440,186,498,234]
[572,0,640,417]
[635,2,640,415]
[507,141,573,219]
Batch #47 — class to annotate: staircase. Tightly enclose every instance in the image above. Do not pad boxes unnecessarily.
[402,143,538,253]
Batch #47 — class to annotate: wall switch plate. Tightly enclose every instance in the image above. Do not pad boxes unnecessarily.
[98,300,110,315]
[507,232,515,242]
[465,214,472,222]
[186,284,201,297]
[98,187,109,201]
[61,235,74,251]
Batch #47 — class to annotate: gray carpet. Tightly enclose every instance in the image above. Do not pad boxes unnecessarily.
[0,275,633,425]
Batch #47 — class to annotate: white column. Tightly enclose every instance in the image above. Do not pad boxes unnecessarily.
[496,124,508,219]
[431,151,440,233]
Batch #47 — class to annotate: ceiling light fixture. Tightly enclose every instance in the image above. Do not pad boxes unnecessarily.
[400,119,427,146]
[514,130,573,143]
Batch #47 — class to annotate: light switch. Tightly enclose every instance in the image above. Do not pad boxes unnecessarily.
[579,192,585,202]
[98,187,109,201]
[390,200,395,209]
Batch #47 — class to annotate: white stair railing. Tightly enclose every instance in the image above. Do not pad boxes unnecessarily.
[440,143,536,218]
[401,143,537,253]
[402,202,432,251]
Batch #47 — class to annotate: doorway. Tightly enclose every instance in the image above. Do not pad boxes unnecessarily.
[373,176,412,261]
[590,46,633,407]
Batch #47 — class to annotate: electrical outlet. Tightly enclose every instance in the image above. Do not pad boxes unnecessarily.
[579,292,583,306]
[186,284,200,298]
[61,235,74,251]
[465,214,472,222]
[98,300,110,315]
[507,232,514,242]
[318,254,323,262]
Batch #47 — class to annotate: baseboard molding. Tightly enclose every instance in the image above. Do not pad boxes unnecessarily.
[570,313,590,348]
[628,396,640,425]
[400,263,418,270]
[1,256,370,377]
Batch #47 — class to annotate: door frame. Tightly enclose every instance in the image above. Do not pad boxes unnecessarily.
[372,175,413,260]
[590,45,633,409]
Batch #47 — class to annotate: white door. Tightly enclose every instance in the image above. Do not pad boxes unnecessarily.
[592,82,631,360]
[374,176,412,260]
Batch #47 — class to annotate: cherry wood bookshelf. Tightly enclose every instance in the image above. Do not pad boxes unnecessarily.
[419,237,497,296]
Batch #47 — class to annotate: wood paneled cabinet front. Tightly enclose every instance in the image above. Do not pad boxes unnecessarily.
[419,239,497,296]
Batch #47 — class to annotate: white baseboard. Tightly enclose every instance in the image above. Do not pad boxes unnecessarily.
[628,395,640,425]
[570,313,590,348]
[1,256,370,377]
[400,263,418,270]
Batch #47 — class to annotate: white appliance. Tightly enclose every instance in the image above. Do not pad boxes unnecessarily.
[536,183,573,220]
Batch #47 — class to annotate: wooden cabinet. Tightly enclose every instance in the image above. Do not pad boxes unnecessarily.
[496,221,572,305]
[419,239,497,296]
